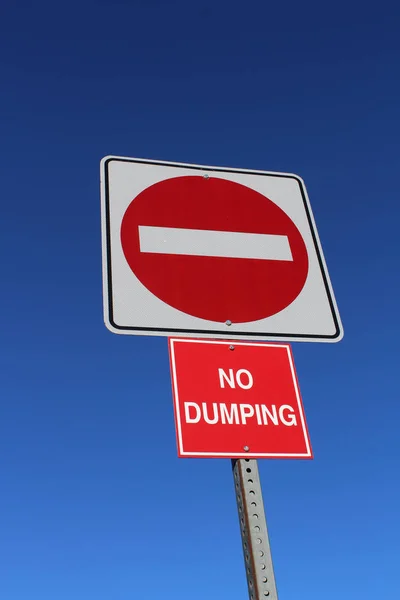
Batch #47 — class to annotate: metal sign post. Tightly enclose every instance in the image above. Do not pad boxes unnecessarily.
[232,459,278,599]
[100,156,344,599]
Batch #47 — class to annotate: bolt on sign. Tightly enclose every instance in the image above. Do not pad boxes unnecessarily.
[100,156,343,343]
[168,338,312,459]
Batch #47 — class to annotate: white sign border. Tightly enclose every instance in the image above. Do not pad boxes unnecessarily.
[101,156,343,343]
[168,338,313,459]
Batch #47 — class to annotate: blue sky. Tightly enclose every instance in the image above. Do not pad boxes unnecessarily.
[1,1,399,598]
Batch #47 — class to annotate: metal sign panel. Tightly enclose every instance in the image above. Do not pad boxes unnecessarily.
[168,338,312,459]
[101,156,343,342]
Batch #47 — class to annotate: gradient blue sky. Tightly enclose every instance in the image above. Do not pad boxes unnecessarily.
[1,1,399,599]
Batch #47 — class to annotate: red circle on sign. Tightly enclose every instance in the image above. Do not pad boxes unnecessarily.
[120,176,308,323]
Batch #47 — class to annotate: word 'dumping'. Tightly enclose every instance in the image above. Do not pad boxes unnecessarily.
[184,402,297,426]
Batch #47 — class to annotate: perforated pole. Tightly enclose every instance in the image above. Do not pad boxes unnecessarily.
[232,459,278,600]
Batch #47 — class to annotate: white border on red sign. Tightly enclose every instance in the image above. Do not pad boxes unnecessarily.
[168,338,312,459]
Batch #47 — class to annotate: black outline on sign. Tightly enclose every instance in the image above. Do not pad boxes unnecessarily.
[102,157,341,341]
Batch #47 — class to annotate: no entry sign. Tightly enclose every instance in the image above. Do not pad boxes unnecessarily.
[101,156,343,342]
[168,338,312,459]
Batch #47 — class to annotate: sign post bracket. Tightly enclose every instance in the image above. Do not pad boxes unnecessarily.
[232,459,278,599]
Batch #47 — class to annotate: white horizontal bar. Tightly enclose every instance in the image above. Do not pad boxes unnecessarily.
[138,226,293,261]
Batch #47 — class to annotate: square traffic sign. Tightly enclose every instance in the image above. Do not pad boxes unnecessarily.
[168,338,312,459]
[101,156,343,342]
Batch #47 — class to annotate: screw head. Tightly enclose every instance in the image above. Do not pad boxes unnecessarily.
[225,320,232,326]
[203,173,209,179]
[229,345,235,350]
[243,445,249,452]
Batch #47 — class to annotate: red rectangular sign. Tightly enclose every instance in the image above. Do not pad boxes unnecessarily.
[168,338,312,459]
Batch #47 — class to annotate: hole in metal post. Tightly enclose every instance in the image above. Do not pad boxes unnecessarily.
[248,479,253,483]
[246,468,252,473]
